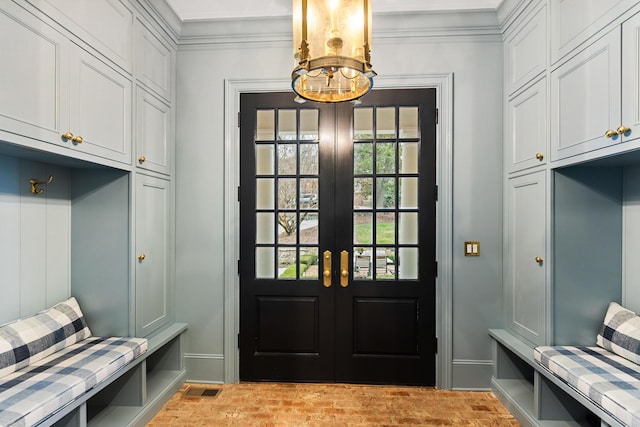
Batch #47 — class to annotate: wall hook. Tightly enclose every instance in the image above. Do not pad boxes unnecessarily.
[30,175,54,195]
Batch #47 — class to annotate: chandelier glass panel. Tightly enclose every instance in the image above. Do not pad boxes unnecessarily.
[292,0,376,103]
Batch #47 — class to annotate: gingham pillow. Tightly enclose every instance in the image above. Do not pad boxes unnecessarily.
[0,297,91,379]
[597,301,640,364]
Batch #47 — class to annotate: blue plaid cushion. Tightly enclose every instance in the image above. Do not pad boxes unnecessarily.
[597,302,640,364]
[0,336,147,427]
[535,345,640,426]
[0,298,91,379]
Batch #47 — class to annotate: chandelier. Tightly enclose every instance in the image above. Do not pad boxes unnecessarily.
[292,0,376,103]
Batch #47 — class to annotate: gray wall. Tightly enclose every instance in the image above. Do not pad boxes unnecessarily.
[174,11,504,388]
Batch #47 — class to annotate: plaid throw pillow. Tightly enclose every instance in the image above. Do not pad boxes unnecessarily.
[0,297,91,379]
[597,301,640,364]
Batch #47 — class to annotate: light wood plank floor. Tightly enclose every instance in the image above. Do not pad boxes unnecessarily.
[147,382,520,426]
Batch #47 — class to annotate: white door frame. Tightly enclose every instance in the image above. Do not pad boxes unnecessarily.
[223,74,454,388]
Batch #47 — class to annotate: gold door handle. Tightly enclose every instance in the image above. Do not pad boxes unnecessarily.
[535,153,544,160]
[605,129,617,138]
[535,256,543,263]
[340,250,349,287]
[138,156,146,164]
[617,125,631,135]
[62,131,74,141]
[138,254,146,261]
[323,250,332,288]
[72,135,83,144]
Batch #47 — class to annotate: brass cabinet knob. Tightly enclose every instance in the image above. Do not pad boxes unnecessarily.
[605,129,617,138]
[535,153,544,160]
[138,254,146,260]
[535,256,543,263]
[617,125,631,135]
[62,131,74,140]
[138,156,146,164]
[72,135,83,144]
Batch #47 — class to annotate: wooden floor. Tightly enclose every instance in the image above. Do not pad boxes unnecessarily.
[147,382,520,426]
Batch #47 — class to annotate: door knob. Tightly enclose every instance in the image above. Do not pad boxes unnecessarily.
[340,250,349,287]
[323,250,332,288]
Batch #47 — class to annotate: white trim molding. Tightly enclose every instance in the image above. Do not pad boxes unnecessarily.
[223,74,454,388]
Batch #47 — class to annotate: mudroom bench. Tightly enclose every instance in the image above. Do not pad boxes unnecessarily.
[0,298,187,427]
[490,302,640,427]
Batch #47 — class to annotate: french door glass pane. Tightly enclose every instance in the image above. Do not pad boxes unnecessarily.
[300,144,318,175]
[398,212,418,245]
[257,110,275,140]
[353,108,373,140]
[398,247,419,280]
[278,144,297,175]
[256,247,275,278]
[299,213,318,244]
[375,248,394,280]
[256,212,275,244]
[256,178,274,209]
[376,213,395,245]
[354,142,373,174]
[399,177,418,209]
[354,177,373,209]
[376,142,395,174]
[278,109,296,140]
[278,247,296,279]
[278,178,297,208]
[376,107,396,139]
[300,109,319,140]
[278,213,298,244]
[256,144,274,175]
[300,247,319,279]
[399,107,418,138]
[399,142,419,174]
[376,177,396,208]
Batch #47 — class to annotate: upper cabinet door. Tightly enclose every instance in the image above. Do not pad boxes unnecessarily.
[507,78,547,173]
[136,88,172,175]
[26,0,134,72]
[0,2,70,147]
[622,11,640,143]
[550,0,627,64]
[69,46,132,165]
[505,5,547,96]
[136,20,173,102]
[550,27,622,161]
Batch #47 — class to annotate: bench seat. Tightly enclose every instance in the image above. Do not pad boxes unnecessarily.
[0,336,147,427]
[535,345,640,427]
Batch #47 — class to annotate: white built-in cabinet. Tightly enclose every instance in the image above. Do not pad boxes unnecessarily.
[505,171,546,346]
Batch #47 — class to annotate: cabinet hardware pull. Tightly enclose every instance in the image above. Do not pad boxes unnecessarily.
[323,250,332,288]
[617,125,631,136]
[62,132,74,141]
[138,156,146,164]
[72,135,83,144]
[535,153,544,160]
[138,254,146,261]
[605,129,617,138]
[535,256,543,263]
[340,250,349,287]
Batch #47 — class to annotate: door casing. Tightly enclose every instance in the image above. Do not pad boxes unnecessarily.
[222,74,454,388]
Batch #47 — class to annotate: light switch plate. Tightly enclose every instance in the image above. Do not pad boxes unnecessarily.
[464,241,480,256]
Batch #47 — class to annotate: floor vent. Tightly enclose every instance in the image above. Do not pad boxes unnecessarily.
[183,387,221,398]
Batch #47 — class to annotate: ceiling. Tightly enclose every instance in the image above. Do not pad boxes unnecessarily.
[164,0,505,21]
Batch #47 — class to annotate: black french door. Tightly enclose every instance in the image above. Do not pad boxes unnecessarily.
[239,89,437,385]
